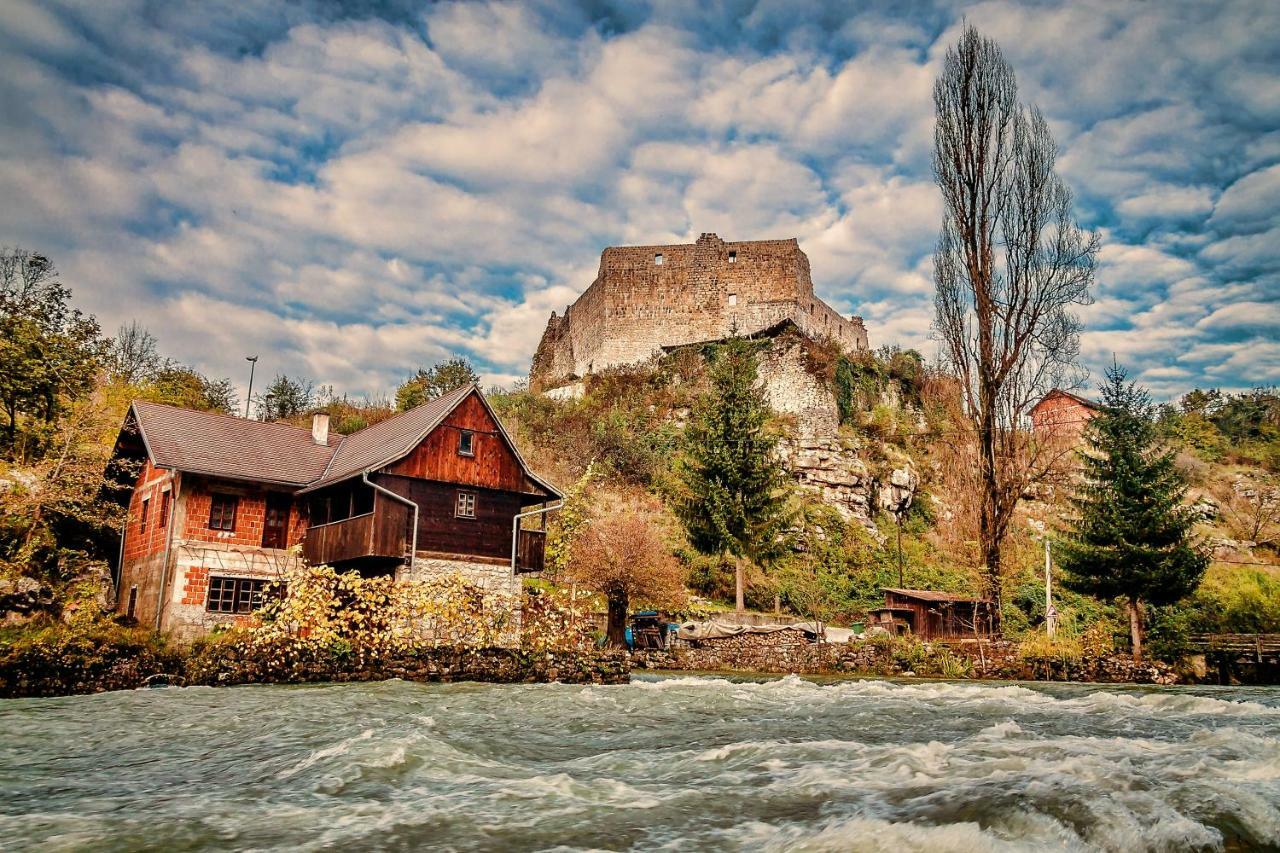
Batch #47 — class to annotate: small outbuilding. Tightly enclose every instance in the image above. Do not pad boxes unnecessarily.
[867,588,996,640]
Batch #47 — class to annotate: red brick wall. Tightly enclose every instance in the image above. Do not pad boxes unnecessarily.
[179,564,209,607]
[123,459,175,562]
[1031,394,1096,443]
[180,478,307,549]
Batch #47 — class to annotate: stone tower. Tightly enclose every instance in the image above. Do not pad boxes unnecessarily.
[530,233,868,390]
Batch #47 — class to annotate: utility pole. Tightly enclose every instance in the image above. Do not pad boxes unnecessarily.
[896,514,904,588]
[1045,538,1058,639]
[244,355,258,419]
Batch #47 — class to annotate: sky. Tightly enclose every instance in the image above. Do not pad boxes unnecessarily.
[1,0,1278,403]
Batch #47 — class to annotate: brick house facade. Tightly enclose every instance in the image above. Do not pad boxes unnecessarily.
[1029,389,1100,445]
[109,385,559,642]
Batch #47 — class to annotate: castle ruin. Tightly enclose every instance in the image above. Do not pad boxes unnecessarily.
[530,233,868,391]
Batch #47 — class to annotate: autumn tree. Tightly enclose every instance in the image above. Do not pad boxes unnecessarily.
[257,374,314,421]
[147,365,238,414]
[565,495,686,648]
[931,26,1098,615]
[397,357,479,411]
[1058,364,1207,660]
[675,336,791,612]
[0,248,106,458]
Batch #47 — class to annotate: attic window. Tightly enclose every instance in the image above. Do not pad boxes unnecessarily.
[728,293,738,306]
[654,253,663,265]
[458,429,475,456]
[728,251,737,263]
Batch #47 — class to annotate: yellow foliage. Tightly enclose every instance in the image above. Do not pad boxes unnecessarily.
[251,564,514,654]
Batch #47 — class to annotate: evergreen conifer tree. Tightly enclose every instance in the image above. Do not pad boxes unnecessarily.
[676,336,790,611]
[1058,363,1207,659]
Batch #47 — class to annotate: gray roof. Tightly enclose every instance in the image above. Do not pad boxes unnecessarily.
[126,384,560,498]
[130,401,339,487]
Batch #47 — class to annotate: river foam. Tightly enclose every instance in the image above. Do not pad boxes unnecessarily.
[1,676,1277,851]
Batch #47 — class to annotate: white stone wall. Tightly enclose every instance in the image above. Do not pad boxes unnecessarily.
[757,337,840,436]
[398,555,522,647]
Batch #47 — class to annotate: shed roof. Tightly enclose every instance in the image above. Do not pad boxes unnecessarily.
[882,588,990,604]
[1031,388,1100,413]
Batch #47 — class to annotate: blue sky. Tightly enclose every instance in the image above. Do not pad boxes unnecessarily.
[1,1,1277,402]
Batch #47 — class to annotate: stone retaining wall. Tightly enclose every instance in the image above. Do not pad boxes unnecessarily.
[0,639,630,698]
[633,634,1179,684]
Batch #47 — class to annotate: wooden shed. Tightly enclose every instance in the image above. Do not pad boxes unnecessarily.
[867,588,996,640]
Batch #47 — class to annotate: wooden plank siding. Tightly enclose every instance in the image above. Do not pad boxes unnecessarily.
[384,394,540,495]
[374,473,525,561]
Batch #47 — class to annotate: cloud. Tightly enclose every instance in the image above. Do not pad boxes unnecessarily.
[0,0,1276,403]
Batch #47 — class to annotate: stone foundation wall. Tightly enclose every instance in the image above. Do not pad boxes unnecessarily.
[399,554,523,647]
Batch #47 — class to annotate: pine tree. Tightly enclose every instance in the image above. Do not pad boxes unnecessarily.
[1058,363,1207,660]
[675,336,790,611]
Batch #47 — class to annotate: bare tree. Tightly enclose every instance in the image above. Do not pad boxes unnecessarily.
[108,321,162,385]
[932,26,1098,618]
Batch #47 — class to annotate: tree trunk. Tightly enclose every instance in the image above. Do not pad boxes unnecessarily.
[1128,597,1144,661]
[734,556,745,613]
[606,590,629,649]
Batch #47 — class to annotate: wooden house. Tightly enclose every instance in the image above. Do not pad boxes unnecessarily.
[108,384,559,641]
[867,588,996,640]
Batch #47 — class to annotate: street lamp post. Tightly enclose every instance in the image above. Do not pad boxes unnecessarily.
[244,356,258,419]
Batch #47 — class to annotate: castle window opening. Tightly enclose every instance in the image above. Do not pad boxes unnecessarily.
[654,253,663,265]
[728,293,738,306]
[728,251,737,263]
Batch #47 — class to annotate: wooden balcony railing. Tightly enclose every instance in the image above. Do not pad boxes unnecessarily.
[302,499,411,567]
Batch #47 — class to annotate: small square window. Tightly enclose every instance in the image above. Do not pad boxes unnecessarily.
[728,293,738,306]
[654,253,663,265]
[209,493,238,531]
[458,429,474,456]
[455,491,476,519]
[728,251,737,263]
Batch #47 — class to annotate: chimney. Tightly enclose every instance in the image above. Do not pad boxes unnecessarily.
[311,412,330,445]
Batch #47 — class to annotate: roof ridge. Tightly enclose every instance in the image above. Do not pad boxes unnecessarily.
[131,399,324,436]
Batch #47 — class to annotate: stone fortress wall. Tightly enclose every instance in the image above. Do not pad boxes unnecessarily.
[531,233,868,390]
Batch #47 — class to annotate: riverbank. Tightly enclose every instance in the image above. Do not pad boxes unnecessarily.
[634,634,1184,685]
[0,625,628,698]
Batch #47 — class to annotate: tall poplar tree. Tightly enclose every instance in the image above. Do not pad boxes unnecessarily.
[1058,364,1207,660]
[676,336,790,612]
[931,26,1097,616]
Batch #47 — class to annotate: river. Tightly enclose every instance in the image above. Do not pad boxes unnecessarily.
[1,675,1278,851]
